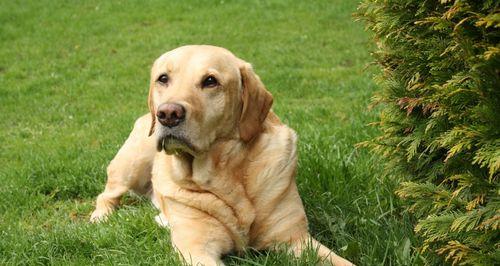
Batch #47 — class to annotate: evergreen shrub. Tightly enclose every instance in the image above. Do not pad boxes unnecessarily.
[357,1,499,264]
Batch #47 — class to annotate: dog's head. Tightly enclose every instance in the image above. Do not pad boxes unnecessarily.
[148,45,273,156]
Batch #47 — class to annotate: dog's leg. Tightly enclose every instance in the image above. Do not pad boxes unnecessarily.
[172,222,228,266]
[166,200,232,266]
[289,235,354,266]
[90,179,129,222]
[90,114,157,222]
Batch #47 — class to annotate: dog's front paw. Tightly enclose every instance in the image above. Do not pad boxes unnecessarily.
[90,208,112,223]
[154,213,170,228]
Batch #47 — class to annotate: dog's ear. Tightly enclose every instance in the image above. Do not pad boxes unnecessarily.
[239,63,273,142]
[147,81,156,136]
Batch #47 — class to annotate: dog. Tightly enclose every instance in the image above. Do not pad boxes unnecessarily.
[90,45,353,266]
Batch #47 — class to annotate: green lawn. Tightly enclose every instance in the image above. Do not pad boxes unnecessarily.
[0,0,421,265]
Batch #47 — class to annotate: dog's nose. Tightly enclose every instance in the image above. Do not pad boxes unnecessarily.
[156,103,186,128]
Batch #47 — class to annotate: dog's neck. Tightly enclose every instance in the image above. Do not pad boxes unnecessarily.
[167,137,248,191]
[165,112,280,191]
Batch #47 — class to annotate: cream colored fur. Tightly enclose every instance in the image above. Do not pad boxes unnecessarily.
[91,45,353,266]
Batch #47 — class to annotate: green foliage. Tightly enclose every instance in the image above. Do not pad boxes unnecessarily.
[357,0,500,265]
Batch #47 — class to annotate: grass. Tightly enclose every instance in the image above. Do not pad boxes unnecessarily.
[0,0,422,265]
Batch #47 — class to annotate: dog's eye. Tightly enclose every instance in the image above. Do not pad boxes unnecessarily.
[202,76,218,88]
[157,74,169,84]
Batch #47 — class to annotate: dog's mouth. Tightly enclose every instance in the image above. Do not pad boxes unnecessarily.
[157,134,196,155]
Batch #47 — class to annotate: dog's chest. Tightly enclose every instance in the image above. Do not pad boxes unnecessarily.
[152,152,255,249]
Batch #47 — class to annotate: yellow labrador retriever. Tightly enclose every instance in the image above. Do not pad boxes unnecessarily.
[90,45,353,266]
